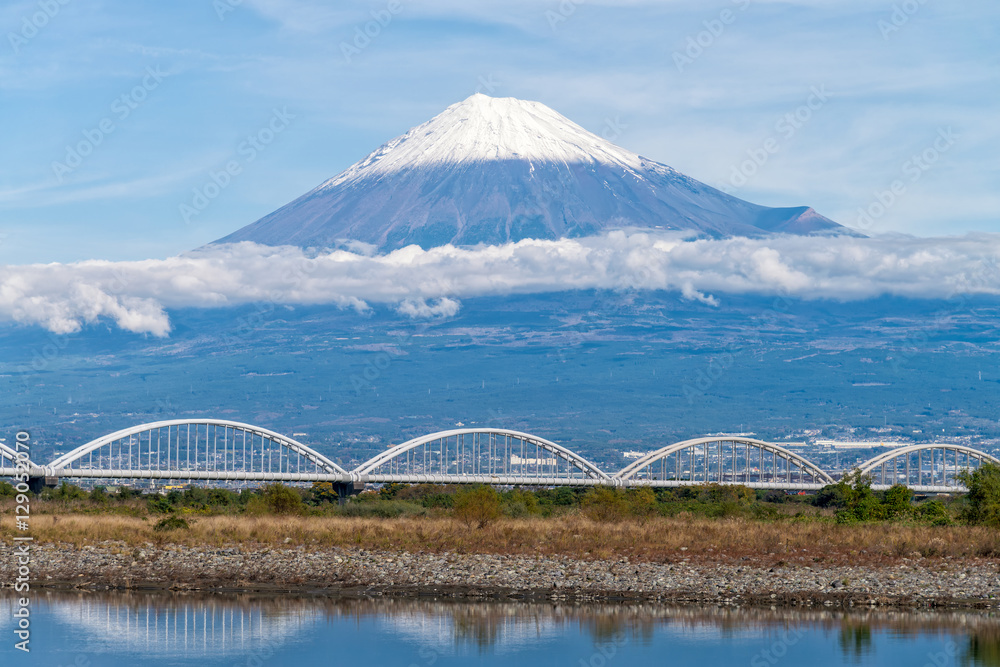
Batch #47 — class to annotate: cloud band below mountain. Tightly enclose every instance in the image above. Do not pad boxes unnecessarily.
[3,231,1000,336]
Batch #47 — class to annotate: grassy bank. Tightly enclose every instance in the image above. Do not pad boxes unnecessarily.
[3,513,999,565]
[2,465,999,564]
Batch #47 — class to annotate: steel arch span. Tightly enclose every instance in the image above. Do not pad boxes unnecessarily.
[354,428,613,485]
[0,442,29,478]
[46,419,349,482]
[855,443,1000,492]
[614,437,836,489]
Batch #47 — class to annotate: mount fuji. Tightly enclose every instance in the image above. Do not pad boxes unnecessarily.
[216,94,850,252]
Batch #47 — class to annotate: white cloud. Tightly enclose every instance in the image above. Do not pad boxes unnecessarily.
[3,231,1000,336]
[396,297,461,319]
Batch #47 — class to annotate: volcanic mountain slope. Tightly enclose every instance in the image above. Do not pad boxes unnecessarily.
[216,94,850,251]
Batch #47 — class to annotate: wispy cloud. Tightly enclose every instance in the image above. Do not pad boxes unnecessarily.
[3,231,1000,336]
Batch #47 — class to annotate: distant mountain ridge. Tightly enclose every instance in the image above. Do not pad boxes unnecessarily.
[216,94,851,252]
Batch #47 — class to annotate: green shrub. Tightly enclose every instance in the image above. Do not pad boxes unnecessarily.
[958,463,1000,527]
[697,484,754,505]
[206,488,238,507]
[421,493,455,509]
[453,485,502,528]
[153,515,189,531]
[89,486,108,503]
[580,487,629,522]
[535,487,584,509]
[182,486,209,507]
[751,503,781,520]
[882,484,913,520]
[501,489,541,518]
[914,499,951,525]
[378,483,408,500]
[625,488,658,520]
[762,489,788,504]
[147,495,173,514]
[309,482,340,504]
[813,484,848,508]
[253,483,305,515]
[0,481,16,497]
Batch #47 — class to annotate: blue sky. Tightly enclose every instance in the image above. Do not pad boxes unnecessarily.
[0,0,997,264]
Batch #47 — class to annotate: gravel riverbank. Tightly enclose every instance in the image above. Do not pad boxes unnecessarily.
[3,542,999,608]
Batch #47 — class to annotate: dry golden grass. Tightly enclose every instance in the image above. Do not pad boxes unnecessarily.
[3,513,998,565]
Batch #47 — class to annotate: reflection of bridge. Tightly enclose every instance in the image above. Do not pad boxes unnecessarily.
[2,419,997,493]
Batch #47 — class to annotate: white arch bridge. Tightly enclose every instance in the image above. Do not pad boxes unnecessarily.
[3,420,997,494]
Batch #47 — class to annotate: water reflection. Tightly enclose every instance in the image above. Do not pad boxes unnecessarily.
[1,591,999,665]
[1,592,318,659]
[838,622,874,662]
[963,625,1000,667]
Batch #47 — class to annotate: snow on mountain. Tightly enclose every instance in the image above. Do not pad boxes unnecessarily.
[216,94,851,251]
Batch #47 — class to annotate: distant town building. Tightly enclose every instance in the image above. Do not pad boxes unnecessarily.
[814,440,900,449]
[510,454,557,466]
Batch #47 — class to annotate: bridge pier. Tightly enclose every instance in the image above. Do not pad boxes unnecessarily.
[333,481,364,505]
[27,476,58,494]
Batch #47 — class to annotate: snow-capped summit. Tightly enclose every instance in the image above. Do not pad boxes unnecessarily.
[346,93,648,172]
[216,94,849,251]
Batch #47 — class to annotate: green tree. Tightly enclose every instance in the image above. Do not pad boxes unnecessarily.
[835,470,886,523]
[501,489,540,518]
[958,462,1000,527]
[310,482,341,504]
[379,483,408,500]
[453,485,501,528]
[881,484,913,520]
[147,495,173,514]
[914,499,952,526]
[254,483,305,515]
[813,483,848,508]
[183,486,209,507]
[625,487,658,521]
[580,487,629,522]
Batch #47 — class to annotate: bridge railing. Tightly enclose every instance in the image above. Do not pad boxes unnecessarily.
[4,420,998,493]
[855,444,999,489]
[354,429,611,484]
[46,419,348,483]
[614,437,835,487]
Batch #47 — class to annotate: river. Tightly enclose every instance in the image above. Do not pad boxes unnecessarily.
[1,591,997,666]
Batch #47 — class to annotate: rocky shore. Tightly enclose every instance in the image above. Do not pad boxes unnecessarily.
[3,542,999,608]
